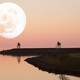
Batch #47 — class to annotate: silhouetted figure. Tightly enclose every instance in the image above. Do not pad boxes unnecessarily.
[57,41,61,48]
[17,42,21,48]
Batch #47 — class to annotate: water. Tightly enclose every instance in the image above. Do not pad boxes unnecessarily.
[0,55,79,80]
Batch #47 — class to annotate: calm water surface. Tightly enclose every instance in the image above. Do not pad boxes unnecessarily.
[0,55,79,80]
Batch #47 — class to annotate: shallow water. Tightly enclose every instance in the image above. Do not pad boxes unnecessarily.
[0,55,79,80]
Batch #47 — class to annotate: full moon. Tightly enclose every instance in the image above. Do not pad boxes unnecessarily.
[0,2,26,39]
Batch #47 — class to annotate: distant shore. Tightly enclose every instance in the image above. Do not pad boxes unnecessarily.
[0,48,80,56]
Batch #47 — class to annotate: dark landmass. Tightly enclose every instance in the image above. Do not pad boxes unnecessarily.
[25,54,80,77]
[0,48,80,77]
[0,48,80,56]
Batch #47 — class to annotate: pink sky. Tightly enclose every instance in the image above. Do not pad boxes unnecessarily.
[0,0,80,49]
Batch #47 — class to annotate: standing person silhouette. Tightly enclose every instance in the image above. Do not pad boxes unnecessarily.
[57,41,61,48]
[17,42,21,48]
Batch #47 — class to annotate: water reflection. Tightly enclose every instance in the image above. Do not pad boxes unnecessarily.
[16,56,36,64]
[17,56,21,64]
[0,55,79,80]
[59,74,69,80]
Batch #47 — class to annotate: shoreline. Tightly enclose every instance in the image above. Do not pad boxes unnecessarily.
[25,55,80,77]
[0,48,80,56]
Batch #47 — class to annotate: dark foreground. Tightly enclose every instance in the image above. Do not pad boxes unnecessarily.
[0,48,80,77]
[25,54,80,77]
[0,48,80,56]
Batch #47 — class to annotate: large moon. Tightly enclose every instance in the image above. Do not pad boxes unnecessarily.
[0,2,26,39]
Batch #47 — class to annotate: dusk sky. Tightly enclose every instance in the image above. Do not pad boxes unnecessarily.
[0,0,80,49]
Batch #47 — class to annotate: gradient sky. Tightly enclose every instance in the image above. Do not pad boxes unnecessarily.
[0,0,80,49]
